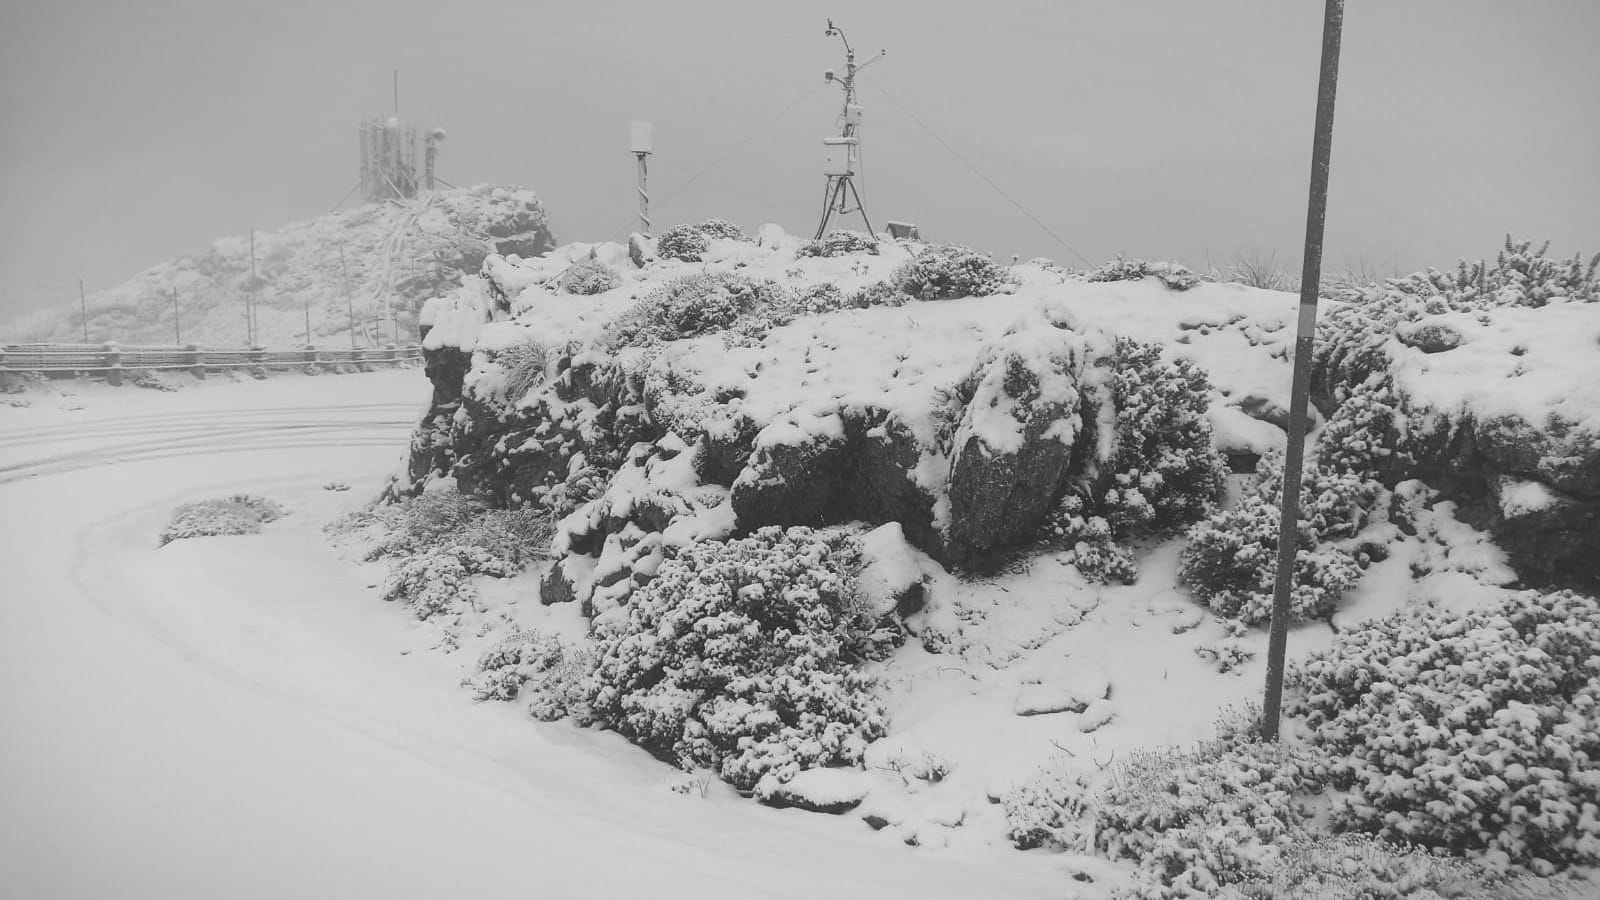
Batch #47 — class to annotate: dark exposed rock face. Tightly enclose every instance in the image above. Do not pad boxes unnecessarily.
[730,409,943,555]
[403,332,1098,573]
[400,346,475,494]
[1489,476,1600,583]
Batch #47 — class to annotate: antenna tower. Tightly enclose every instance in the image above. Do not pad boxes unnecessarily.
[357,72,447,202]
[815,20,884,239]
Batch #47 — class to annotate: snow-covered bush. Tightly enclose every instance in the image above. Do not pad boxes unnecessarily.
[1215,832,1494,900]
[380,545,501,619]
[465,629,595,723]
[844,279,911,309]
[160,494,284,545]
[1003,759,1095,850]
[654,225,710,263]
[693,218,749,243]
[1314,376,1410,480]
[1317,237,1599,391]
[588,526,889,793]
[1103,338,1228,537]
[558,257,620,295]
[485,341,549,410]
[1086,256,1202,291]
[1382,236,1600,310]
[1179,453,1377,625]
[797,230,879,258]
[1289,589,1600,871]
[654,219,751,262]
[1096,734,1330,899]
[891,243,1012,301]
[358,491,552,568]
[791,282,848,316]
[603,272,791,348]
[1039,494,1139,584]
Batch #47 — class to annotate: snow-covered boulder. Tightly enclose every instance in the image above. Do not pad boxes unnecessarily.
[947,329,1089,559]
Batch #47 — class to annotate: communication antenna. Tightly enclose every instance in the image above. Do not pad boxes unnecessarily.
[815,19,884,239]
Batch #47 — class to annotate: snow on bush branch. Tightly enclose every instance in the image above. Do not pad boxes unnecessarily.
[588,526,891,795]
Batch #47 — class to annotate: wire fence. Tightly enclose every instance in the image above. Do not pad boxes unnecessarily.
[0,342,423,385]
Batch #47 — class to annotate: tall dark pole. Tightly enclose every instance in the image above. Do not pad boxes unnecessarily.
[303,293,312,347]
[172,285,181,344]
[1262,0,1345,742]
[78,279,89,342]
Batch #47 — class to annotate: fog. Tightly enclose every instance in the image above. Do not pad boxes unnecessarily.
[2,0,1596,322]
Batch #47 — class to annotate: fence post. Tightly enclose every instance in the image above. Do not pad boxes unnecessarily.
[387,344,398,366]
[104,342,123,386]
[188,344,206,379]
[305,346,319,369]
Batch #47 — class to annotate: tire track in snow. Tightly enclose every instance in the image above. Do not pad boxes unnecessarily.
[0,407,417,484]
[0,402,422,448]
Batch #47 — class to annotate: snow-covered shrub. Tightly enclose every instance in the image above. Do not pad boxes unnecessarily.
[381,545,490,619]
[1216,832,1494,900]
[1314,376,1410,480]
[160,494,284,545]
[844,279,910,309]
[1194,639,1255,674]
[1289,589,1600,871]
[487,341,549,410]
[791,282,848,316]
[1317,237,1599,391]
[1003,759,1095,850]
[603,272,791,348]
[1179,453,1377,625]
[558,257,620,295]
[891,243,1011,301]
[654,219,750,262]
[1382,236,1600,310]
[654,224,710,262]
[1086,256,1202,291]
[797,230,879,258]
[465,629,595,723]
[588,526,888,793]
[1102,338,1228,537]
[1096,734,1330,899]
[358,491,553,569]
[694,218,749,243]
[1039,494,1138,584]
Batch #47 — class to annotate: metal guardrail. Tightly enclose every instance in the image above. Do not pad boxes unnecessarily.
[0,343,423,385]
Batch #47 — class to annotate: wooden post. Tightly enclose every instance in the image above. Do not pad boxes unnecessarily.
[340,245,356,348]
[104,342,123,386]
[188,344,206,380]
[1262,0,1346,742]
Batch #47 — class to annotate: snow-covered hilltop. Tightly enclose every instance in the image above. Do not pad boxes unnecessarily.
[5,185,554,349]
[369,223,1600,897]
[410,225,1597,586]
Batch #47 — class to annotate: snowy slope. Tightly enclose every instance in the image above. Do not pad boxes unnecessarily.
[2,185,554,349]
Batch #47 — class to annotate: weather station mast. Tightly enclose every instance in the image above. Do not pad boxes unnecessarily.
[814,20,884,239]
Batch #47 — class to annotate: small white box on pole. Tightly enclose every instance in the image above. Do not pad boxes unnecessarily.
[629,121,653,154]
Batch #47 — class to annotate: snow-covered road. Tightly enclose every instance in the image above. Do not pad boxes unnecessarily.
[0,372,1063,899]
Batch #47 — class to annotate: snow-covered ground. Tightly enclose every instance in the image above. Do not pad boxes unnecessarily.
[0,371,1069,899]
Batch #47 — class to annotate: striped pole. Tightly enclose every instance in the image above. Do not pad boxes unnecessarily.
[635,151,651,237]
[1262,0,1346,742]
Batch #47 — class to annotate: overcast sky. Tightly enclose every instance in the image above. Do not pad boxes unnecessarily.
[2,0,1596,322]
